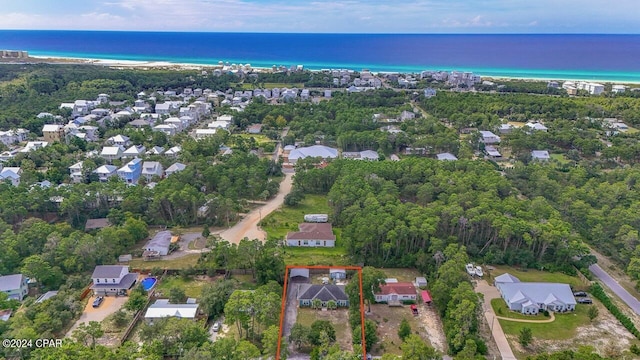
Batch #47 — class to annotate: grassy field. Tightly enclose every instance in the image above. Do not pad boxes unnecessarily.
[128,254,201,270]
[284,246,349,266]
[489,265,583,289]
[381,268,423,283]
[491,298,550,321]
[155,276,209,299]
[550,153,570,164]
[499,304,591,340]
[261,194,332,241]
[235,133,274,146]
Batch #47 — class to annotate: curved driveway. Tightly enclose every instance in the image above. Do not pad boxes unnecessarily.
[475,280,517,360]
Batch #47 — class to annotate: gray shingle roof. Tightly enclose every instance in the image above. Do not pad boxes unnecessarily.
[91,265,127,279]
[299,285,348,302]
[0,274,25,292]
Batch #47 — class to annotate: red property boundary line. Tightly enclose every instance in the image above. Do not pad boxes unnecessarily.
[276,265,366,360]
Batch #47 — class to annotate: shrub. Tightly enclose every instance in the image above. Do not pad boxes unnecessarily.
[590,283,640,339]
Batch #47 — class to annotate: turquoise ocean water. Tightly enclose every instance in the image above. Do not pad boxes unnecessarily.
[1,31,639,82]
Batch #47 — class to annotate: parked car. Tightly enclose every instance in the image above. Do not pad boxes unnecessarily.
[410,304,418,316]
[577,297,593,304]
[573,291,588,297]
[92,296,104,308]
[212,322,220,332]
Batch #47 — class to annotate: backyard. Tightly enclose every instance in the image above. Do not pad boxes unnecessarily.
[127,253,201,270]
[154,276,211,299]
[296,308,353,352]
[488,265,584,289]
[367,304,434,356]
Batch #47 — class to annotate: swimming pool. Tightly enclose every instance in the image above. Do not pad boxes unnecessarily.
[141,277,157,291]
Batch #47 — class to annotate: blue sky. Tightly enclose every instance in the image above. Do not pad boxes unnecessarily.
[1,0,638,33]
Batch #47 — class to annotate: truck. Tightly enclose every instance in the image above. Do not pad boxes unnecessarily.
[304,214,329,223]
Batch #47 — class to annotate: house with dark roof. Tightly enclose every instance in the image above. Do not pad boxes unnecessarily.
[298,284,349,307]
[90,265,138,296]
[85,218,111,231]
[374,282,417,305]
[0,274,28,301]
[286,223,336,247]
[495,273,576,314]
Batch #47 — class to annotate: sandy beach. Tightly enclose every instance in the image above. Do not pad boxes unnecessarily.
[3,54,639,85]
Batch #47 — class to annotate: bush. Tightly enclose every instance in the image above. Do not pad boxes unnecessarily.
[151,267,164,276]
[542,310,550,317]
[590,283,640,339]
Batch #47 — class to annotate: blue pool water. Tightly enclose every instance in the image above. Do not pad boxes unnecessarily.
[141,277,157,291]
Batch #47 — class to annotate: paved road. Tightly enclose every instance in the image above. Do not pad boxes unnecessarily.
[475,280,517,360]
[590,263,640,315]
[218,172,294,243]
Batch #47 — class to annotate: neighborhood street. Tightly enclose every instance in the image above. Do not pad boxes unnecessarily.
[589,264,640,315]
[217,172,293,243]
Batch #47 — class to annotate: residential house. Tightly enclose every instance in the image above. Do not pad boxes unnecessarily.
[0,129,29,146]
[286,222,336,247]
[287,145,339,164]
[531,150,550,161]
[247,124,262,134]
[165,146,181,157]
[0,166,22,186]
[0,149,19,162]
[147,146,165,155]
[143,230,172,256]
[69,161,84,183]
[400,110,416,121]
[374,282,417,304]
[101,146,124,162]
[85,218,111,231]
[479,131,501,144]
[525,122,548,132]
[164,117,185,132]
[92,165,117,182]
[495,273,576,314]
[107,135,131,147]
[165,162,186,177]
[612,85,626,94]
[123,145,146,159]
[424,88,437,98]
[195,129,218,139]
[217,114,234,123]
[78,125,99,141]
[35,291,59,303]
[298,284,349,307]
[141,161,163,181]
[209,121,231,130]
[499,124,515,134]
[436,153,458,161]
[20,141,48,153]
[0,274,29,301]
[42,124,65,143]
[485,146,503,161]
[117,158,143,184]
[144,299,199,323]
[153,124,178,136]
[90,265,139,296]
[342,150,379,161]
[155,102,175,115]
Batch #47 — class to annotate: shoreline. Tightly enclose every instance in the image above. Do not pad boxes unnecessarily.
[7,54,640,85]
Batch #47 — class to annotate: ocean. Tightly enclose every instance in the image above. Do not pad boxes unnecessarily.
[1,31,640,82]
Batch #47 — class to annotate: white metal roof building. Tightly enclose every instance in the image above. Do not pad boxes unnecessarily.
[288,145,338,164]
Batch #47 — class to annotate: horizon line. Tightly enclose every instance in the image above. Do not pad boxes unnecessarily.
[1,29,639,36]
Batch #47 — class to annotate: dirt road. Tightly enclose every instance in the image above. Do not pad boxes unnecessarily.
[218,172,293,244]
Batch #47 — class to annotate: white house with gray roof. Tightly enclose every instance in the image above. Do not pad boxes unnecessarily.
[144,230,172,256]
[0,274,29,301]
[288,145,338,164]
[495,273,576,314]
[90,265,138,296]
[144,299,199,323]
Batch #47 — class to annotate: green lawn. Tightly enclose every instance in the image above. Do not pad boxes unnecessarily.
[128,254,201,270]
[284,246,349,266]
[261,194,332,241]
[235,133,274,146]
[381,268,423,283]
[491,298,550,321]
[489,265,583,288]
[296,308,352,351]
[155,276,208,299]
[498,304,591,340]
[550,153,570,164]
